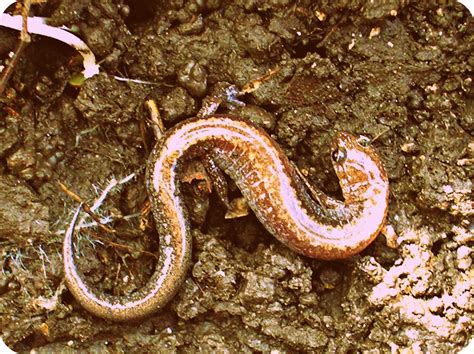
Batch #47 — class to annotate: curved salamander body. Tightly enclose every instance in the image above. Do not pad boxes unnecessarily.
[63,115,389,321]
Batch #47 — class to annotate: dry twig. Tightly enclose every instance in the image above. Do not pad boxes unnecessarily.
[58,181,116,234]
[0,0,31,96]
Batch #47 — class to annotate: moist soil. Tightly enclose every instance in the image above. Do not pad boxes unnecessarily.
[0,1,473,352]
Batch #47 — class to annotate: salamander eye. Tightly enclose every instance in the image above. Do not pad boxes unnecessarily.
[331,148,346,163]
[357,135,371,147]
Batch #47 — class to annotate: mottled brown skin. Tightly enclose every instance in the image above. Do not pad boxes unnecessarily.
[63,115,389,321]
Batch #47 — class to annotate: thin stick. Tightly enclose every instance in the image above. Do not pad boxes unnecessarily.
[81,229,157,259]
[58,182,116,234]
[145,99,165,139]
[0,0,31,96]
[241,66,280,94]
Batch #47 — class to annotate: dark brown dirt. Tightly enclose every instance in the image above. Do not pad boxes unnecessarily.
[0,1,472,352]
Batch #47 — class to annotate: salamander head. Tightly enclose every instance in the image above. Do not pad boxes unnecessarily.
[330,132,389,204]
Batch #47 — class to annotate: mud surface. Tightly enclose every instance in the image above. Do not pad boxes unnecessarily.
[0,1,473,352]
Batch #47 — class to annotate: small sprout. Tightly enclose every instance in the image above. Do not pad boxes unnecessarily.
[68,72,86,88]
